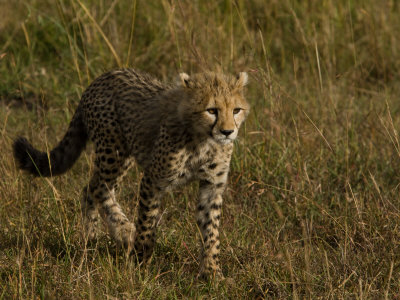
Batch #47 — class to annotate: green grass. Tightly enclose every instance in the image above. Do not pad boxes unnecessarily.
[1,0,400,298]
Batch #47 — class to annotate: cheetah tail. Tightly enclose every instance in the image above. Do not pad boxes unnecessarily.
[13,110,88,177]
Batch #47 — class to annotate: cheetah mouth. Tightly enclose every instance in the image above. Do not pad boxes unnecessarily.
[208,132,231,144]
[210,131,236,144]
[215,136,234,144]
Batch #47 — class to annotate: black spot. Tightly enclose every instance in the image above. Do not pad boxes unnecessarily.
[209,163,217,169]
[140,191,148,200]
[105,148,113,154]
[197,204,205,211]
[200,180,212,187]
[139,200,149,211]
[203,220,212,230]
[210,203,221,210]
[145,177,152,185]
[216,171,225,177]
[150,202,159,210]
[216,182,224,188]
[109,215,118,223]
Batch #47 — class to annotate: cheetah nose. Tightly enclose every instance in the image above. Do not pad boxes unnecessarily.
[220,129,234,137]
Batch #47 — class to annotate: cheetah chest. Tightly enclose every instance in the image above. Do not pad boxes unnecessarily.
[155,143,217,190]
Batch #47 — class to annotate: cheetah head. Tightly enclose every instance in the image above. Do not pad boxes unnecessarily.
[178,71,250,144]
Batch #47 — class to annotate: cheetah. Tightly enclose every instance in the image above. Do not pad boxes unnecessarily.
[13,68,249,279]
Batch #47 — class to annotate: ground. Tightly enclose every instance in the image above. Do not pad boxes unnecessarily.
[1,0,400,298]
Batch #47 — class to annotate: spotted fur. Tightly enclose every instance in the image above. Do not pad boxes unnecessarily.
[13,68,249,279]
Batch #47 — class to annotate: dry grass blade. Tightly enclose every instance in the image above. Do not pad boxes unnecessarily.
[76,0,122,67]
[302,109,334,153]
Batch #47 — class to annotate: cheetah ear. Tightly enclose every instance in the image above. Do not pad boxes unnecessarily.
[179,73,191,88]
[235,72,248,88]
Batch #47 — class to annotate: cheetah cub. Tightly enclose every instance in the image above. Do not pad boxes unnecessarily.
[13,68,249,279]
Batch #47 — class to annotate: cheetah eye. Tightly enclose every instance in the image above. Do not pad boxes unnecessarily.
[207,108,218,115]
[233,108,242,115]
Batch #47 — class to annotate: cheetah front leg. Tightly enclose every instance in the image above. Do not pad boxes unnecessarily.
[197,179,225,280]
[133,174,161,263]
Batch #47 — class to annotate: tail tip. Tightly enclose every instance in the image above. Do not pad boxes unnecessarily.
[13,137,39,175]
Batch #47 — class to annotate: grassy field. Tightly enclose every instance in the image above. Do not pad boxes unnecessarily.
[1,0,400,298]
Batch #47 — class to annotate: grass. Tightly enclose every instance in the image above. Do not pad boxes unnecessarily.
[1,0,400,298]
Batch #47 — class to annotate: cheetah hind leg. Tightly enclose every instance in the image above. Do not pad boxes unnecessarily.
[101,189,137,252]
[81,185,101,242]
[87,169,136,252]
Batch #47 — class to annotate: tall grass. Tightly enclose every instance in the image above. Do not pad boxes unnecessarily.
[1,0,400,298]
